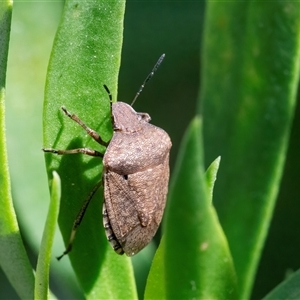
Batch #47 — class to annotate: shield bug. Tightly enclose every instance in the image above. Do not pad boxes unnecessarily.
[43,54,171,259]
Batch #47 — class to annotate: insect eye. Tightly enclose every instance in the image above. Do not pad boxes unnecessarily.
[136,112,151,123]
[123,175,128,180]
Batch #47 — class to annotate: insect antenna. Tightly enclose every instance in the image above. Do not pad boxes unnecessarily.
[103,84,113,112]
[131,53,165,107]
[103,84,115,126]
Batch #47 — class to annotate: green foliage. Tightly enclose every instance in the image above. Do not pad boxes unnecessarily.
[262,269,300,300]
[34,171,61,300]
[43,1,137,299]
[163,118,237,299]
[0,1,35,299]
[200,2,300,298]
[1,1,300,299]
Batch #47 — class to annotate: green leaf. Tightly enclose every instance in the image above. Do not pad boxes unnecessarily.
[35,171,61,300]
[200,2,300,298]
[145,156,222,299]
[262,269,300,300]
[0,1,35,299]
[163,117,238,299]
[43,1,137,298]
[205,156,221,204]
[6,3,81,297]
[144,236,166,300]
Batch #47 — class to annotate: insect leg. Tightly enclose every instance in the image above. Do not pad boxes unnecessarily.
[61,106,109,147]
[42,147,103,157]
[57,180,103,260]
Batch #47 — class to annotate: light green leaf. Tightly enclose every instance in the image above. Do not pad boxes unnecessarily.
[35,171,61,300]
[0,1,35,299]
[205,156,221,204]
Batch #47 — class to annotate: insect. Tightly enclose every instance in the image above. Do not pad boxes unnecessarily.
[43,54,172,259]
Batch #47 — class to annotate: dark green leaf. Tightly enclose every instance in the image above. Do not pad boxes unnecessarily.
[262,269,300,300]
[200,3,300,298]
[144,236,166,299]
[163,117,237,299]
[145,155,222,299]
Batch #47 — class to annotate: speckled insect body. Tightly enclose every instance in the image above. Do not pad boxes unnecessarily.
[43,54,171,259]
[103,102,171,256]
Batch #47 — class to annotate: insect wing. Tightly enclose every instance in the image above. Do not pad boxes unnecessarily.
[103,155,169,256]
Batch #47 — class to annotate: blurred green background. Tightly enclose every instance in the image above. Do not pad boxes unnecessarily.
[2,1,300,299]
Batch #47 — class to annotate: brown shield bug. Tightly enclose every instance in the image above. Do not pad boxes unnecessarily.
[43,54,171,259]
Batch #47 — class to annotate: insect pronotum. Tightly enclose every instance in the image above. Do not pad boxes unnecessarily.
[43,54,172,259]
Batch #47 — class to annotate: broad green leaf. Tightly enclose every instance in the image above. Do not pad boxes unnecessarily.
[164,117,237,299]
[262,269,300,300]
[200,2,300,298]
[35,171,61,300]
[43,1,137,298]
[0,1,35,299]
